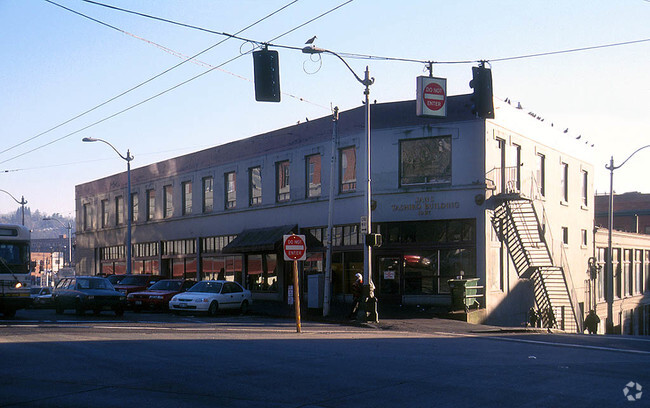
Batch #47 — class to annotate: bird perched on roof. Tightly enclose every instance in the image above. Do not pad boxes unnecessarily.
[305,36,317,44]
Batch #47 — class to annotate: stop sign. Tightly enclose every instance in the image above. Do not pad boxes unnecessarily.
[283,234,306,261]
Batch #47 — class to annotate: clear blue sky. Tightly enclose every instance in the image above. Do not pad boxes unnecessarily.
[1,0,649,217]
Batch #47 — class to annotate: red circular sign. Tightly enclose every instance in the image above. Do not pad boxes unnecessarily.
[284,235,306,260]
[423,82,445,111]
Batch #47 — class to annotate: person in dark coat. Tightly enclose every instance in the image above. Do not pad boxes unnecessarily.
[584,310,600,334]
[349,273,363,319]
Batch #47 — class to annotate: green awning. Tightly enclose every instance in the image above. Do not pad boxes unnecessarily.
[222,225,323,254]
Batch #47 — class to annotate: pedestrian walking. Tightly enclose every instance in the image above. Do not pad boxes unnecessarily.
[349,273,363,319]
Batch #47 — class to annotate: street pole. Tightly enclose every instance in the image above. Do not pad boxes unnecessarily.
[604,144,650,334]
[301,45,377,322]
[324,107,339,317]
[82,137,134,275]
[0,190,27,226]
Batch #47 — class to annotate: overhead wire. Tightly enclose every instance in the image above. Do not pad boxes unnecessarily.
[1,0,302,157]
[0,0,355,165]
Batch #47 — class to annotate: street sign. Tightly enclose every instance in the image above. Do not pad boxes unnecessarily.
[283,234,306,261]
[416,76,447,118]
[360,216,368,234]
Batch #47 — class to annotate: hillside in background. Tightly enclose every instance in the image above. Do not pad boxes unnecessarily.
[0,207,74,239]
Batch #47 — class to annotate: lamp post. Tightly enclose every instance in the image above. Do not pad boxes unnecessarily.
[605,144,650,333]
[43,217,72,268]
[83,137,134,275]
[302,45,377,322]
[0,189,27,226]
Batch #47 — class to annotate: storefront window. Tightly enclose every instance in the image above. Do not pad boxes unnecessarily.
[403,253,437,295]
[248,254,278,292]
[332,252,363,295]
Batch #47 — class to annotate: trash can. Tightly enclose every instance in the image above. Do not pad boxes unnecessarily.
[447,278,481,311]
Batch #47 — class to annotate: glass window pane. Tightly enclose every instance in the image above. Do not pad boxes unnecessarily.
[400,136,451,185]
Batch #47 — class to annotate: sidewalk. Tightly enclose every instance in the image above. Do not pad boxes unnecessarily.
[250,300,548,335]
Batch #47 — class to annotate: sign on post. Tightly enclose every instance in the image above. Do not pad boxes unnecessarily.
[283,234,306,333]
[416,76,447,118]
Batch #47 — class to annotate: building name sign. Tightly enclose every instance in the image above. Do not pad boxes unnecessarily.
[391,196,460,216]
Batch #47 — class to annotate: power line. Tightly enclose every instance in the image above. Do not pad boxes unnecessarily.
[1,0,302,157]
[1,0,354,165]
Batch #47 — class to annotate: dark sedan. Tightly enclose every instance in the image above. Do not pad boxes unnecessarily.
[113,274,164,296]
[53,276,126,316]
[127,279,196,312]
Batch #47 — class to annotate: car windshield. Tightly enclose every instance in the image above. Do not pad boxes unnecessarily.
[187,281,222,294]
[30,288,42,295]
[118,275,151,285]
[77,278,114,290]
[106,275,124,284]
[148,280,182,291]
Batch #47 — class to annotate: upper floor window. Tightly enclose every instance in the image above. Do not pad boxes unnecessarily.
[182,181,192,215]
[536,153,545,197]
[400,136,451,186]
[340,146,356,193]
[276,161,290,202]
[561,162,569,202]
[115,196,124,226]
[249,167,262,206]
[202,177,213,213]
[83,203,91,231]
[101,199,109,228]
[146,189,155,221]
[164,185,173,218]
[225,172,236,209]
[131,193,138,223]
[306,154,321,198]
[581,170,588,207]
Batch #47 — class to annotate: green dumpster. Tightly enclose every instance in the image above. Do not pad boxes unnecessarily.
[447,278,482,311]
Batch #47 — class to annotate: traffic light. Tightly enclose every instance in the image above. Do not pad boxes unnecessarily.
[469,65,494,119]
[253,47,281,102]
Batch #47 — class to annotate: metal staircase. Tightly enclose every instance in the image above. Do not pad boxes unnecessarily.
[492,198,581,332]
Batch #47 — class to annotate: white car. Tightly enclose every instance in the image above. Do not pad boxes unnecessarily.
[169,280,252,316]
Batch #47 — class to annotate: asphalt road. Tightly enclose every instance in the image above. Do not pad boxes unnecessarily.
[1,309,648,407]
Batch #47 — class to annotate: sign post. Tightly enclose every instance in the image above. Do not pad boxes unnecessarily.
[284,234,306,333]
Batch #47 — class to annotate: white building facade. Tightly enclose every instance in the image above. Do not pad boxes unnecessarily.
[75,95,593,329]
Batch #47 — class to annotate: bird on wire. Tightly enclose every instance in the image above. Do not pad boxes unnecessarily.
[305,36,317,44]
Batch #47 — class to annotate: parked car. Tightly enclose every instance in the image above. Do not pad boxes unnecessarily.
[105,274,127,285]
[30,286,53,308]
[127,279,196,312]
[169,280,252,316]
[113,274,164,296]
[53,276,127,316]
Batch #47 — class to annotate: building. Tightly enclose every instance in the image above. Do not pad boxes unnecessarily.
[75,95,594,329]
[594,192,650,235]
[592,227,650,334]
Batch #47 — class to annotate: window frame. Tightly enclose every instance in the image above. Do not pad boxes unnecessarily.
[249,166,262,206]
[561,162,569,203]
[339,146,357,193]
[276,160,290,202]
[225,172,236,209]
[115,195,124,226]
[131,192,138,223]
[306,154,321,198]
[164,185,173,219]
[399,135,452,187]
[146,189,155,221]
[202,177,213,213]
[182,181,192,215]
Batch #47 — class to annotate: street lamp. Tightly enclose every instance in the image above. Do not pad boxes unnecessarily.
[43,217,72,268]
[605,144,650,334]
[82,137,134,275]
[0,189,27,226]
[302,45,377,322]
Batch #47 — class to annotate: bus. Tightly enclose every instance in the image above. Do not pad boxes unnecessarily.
[0,224,32,317]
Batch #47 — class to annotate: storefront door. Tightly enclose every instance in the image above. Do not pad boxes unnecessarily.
[376,256,402,304]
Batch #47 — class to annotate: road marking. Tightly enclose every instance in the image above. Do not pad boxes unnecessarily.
[485,336,650,355]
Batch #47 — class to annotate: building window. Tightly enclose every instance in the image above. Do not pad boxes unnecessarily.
[634,249,642,295]
[164,185,173,218]
[340,146,356,193]
[581,229,588,247]
[101,199,109,228]
[276,161,290,202]
[581,170,588,207]
[536,153,545,197]
[561,226,568,245]
[597,247,605,301]
[400,136,452,186]
[645,250,650,293]
[306,154,321,198]
[249,167,262,206]
[146,189,155,221]
[83,203,91,231]
[507,143,521,192]
[561,162,569,202]
[182,181,192,215]
[115,196,124,226]
[131,193,138,223]
[202,177,213,213]
[623,249,632,296]
[225,172,236,209]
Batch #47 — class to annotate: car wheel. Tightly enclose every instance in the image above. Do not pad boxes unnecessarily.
[208,301,219,316]
[240,300,249,315]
